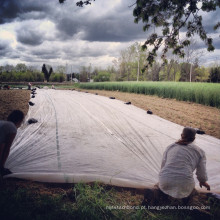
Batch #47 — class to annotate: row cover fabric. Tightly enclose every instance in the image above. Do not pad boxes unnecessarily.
[5,89,220,192]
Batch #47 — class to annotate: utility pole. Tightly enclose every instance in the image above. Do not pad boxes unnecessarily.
[190,63,193,82]
[89,63,91,82]
[137,58,140,82]
[71,65,72,84]
[66,63,68,81]
[136,51,140,82]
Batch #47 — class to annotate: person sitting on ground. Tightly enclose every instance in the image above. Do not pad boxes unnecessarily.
[143,127,210,205]
[3,85,10,90]
[0,110,24,177]
[28,82,32,90]
[159,127,210,200]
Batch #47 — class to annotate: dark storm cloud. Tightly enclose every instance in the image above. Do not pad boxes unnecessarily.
[213,36,220,49]
[19,11,47,21]
[5,49,21,59]
[56,17,80,38]
[79,15,143,42]
[80,49,106,57]
[9,54,20,59]
[28,46,63,61]
[0,40,12,57]
[54,4,148,42]
[20,1,50,14]
[32,49,61,58]
[184,33,220,51]
[0,43,25,59]
[201,10,220,34]
[62,46,106,58]
[0,0,20,24]
[19,55,41,63]
[35,54,59,59]
[32,50,49,56]
[0,42,8,52]
[0,0,50,24]
[1,0,219,44]
[197,36,220,50]
[16,28,44,46]
[16,50,58,63]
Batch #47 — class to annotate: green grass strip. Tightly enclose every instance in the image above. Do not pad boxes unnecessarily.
[77,82,220,108]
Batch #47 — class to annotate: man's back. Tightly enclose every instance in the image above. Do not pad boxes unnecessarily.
[159,143,207,198]
[0,120,17,144]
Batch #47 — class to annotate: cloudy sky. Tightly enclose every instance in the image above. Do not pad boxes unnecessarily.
[0,0,220,72]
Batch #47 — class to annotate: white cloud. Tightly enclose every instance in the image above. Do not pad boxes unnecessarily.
[0,24,17,48]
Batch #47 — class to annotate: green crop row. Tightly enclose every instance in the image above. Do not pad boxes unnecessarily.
[78,82,220,108]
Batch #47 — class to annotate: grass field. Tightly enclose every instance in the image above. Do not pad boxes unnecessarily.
[1,180,219,220]
[76,82,220,108]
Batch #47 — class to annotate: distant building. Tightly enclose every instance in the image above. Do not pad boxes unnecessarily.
[72,78,79,82]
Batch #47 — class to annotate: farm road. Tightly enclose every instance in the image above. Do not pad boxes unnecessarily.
[5,89,220,193]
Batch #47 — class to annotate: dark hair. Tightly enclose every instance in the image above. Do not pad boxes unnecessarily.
[7,110,24,124]
[176,127,196,145]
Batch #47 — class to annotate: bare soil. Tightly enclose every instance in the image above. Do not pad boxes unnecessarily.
[0,90,30,120]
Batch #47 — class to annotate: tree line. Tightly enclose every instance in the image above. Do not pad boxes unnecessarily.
[78,42,219,83]
[0,42,219,83]
[0,64,65,83]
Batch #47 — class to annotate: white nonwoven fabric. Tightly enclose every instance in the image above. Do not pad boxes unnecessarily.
[5,89,220,192]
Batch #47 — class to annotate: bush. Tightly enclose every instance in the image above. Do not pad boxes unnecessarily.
[94,72,110,82]
[50,73,65,82]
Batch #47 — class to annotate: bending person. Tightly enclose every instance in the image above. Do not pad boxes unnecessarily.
[158,127,210,201]
[0,110,24,176]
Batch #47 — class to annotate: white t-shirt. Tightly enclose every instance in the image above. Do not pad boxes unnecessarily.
[0,120,17,144]
[159,143,208,199]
